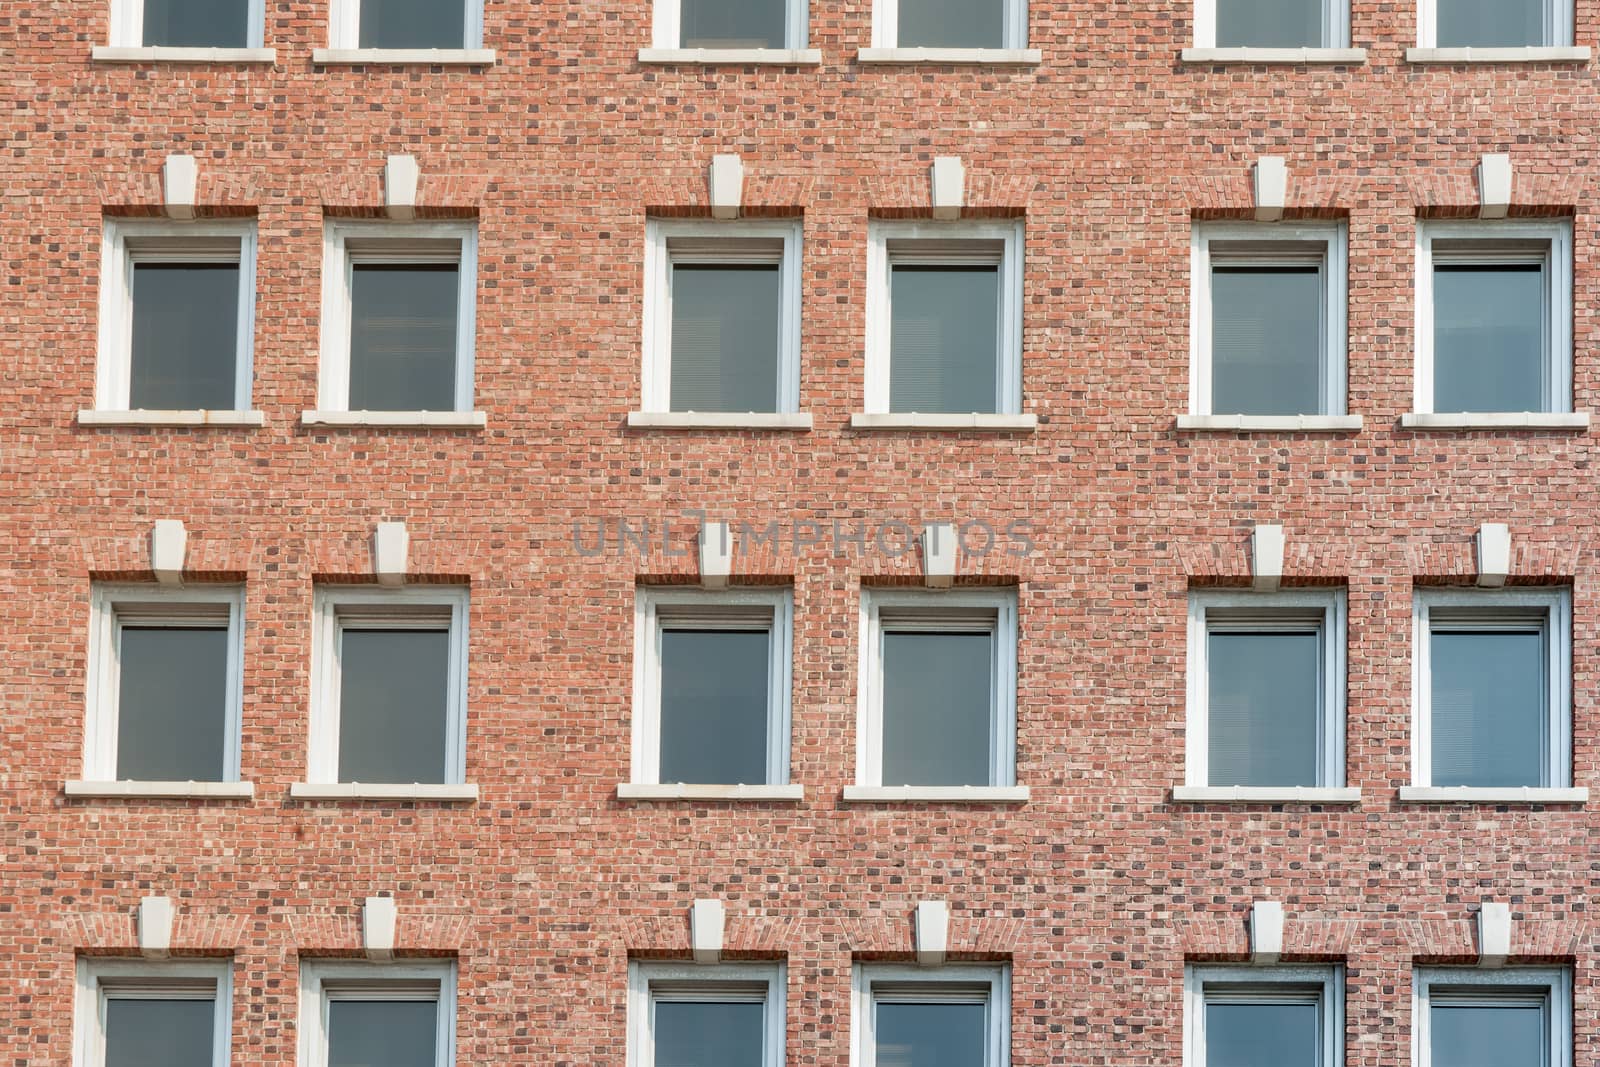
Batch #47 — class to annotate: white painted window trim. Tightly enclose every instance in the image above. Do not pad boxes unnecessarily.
[108,0,266,48]
[82,583,246,785]
[1416,0,1571,48]
[1184,589,1347,790]
[75,958,234,1067]
[871,0,1027,48]
[1412,967,1571,1067]
[627,961,786,1067]
[1189,221,1348,418]
[851,962,1010,1067]
[317,220,479,415]
[1184,964,1343,1067]
[327,0,483,49]
[1413,219,1573,416]
[1410,587,1572,791]
[95,218,258,414]
[651,0,808,49]
[641,218,803,416]
[306,585,470,786]
[298,960,456,1067]
[855,587,1019,789]
[1191,0,1349,48]
[864,219,1025,417]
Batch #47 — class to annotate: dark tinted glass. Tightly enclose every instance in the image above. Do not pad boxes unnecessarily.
[116,626,229,781]
[890,266,1000,413]
[105,997,214,1067]
[141,0,250,47]
[680,0,788,48]
[327,999,438,1067]
[1215,0,1324,47]
[1207,630,1322,787]
[1433,264,1546,413]
[670,265,781,413]
[654,1000,766,1066]
[881,630,992,786]
[658,629,771,785]
[337,628,451,783]
[896,0,1005,48]
[1436,0,1545,47]
[1211,266,1324,415]
[130,263,240,410]
[1205,1000,1320,1067]
[1431,628,1546,788]
[875,1001,986,1067]
[1431,1000,1546,1067]
[358,0,467,49]
[348,265,459,412]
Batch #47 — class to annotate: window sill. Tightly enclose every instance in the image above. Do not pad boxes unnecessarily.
[841,785,1030,803]
[301,410,488,429]
[311,48,497,66]
[65,780,255,799]
[857,47,1043,65]
[1398,786,1589,804]
[1171,786,1362,804]
[289,783,480,802]
[1406,46,1590,63]
[77,409,266,428]
[627,411,814,430]
[638,47,823,65]
[616,783,806,801]
[850,413,1039,431]
[1399,412,1591,430]
[1180,47,1368,64]
[91,46,278,63]
[1176,414,1364,432]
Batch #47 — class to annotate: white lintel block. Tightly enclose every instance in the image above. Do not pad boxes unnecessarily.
[709,154,744,220]
[922,523,957,589]
[1250,900,1284,965]
[691,898,725,965]
[931,156,966,221]
[1476,522,1511,588]
[138,896,175,959]
[1251,524,1285,592]
[915,900,950,967]
[373,521,409,587]
[151,519,187,586]
[385,154,420,221]
[363,896,397,961]
[163,154,198,220]
[1478,902,1511,968]
[699,521,732,589]
[1253,156,1288,222]
[1478,153,1512,219]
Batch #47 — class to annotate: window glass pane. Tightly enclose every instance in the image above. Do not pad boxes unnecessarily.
[141,0,250,47]
[116,626,229,781]
[669,265,781,413]
[337,628,451,783]
[1433,264,1546,413]
[105,997,215,1067]
[1430,628,1546,788]
[1211,266,1324,415]
[1431,1001,1546,1067]
[1207,629,1322,787]
[1214,0,1325,46]
[658,629,772,784]
[654,1000,766,1066]
[895,0,1006,47]
[875,1000,987,1067]
[130,263,240,411]
[1205,1000,1321,1067]
[348,265,459,412]
[881,630,993,786]
[327,999,438,1067]
[890,265,1000,414]
[358,0,466,49]
[680,0,788,47]
[1436,0,1545,47]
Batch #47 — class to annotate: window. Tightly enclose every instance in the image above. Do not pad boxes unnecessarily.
[299,961,456,1067]
[1420,0,1570,47]
[1411,588,1571,790]
[74,959,232,1067]
[865,221,1025,416]
[641,220,802,416]
[653,0,807,49]
[95,220,257,414]
[318,221,478,414]
[109,0,265,49]
[1415,221,1572,415]
[872,0,1029,49]
[856,588,1017,789]
[630,588,793,787]
[1185,590,1346,790]
[308,586,469,786]
[1194,0,1348,48]
[853,963,1009,1067]
[328,0,483,50]
[1190,223,1347,418]
[1414,968,1571,1067]
[1184,966,1343,1067]
[627,962,785,1067]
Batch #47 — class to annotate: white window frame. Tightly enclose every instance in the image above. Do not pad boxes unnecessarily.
[1412,967,1571,1067]
[95,218,258,413]
[871,0,1028,48]
[1417,0,1570,47]
[641,218,803,415]
[864,220,1025,417]
[327,0,484,49]
[1192,0,1349,48]
[82,583,246,784]
[1189,221,1348,418]
[298,960,456,1067]
[307,585,470,786]
[1410,587,1572,790]
[74,957,233,1067]
[855,587,1019,789]
[1184,589,1347,789]
[1414,220,1572,415]
[108,0,267,48]
[317,220,479,414]
[627,960,786,1067]
[630,587,793,787]
[652,0,808,49]
[852,962,1010,1067]
[1184,964,1343,1067]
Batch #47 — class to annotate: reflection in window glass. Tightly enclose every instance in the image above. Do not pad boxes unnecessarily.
[895,0,1005,48]
[337,628,451,783]
[130,263,240,411]
[1207,629,1321,787]
[881,630,992,786]
[875,1000,987,1067]
[669,265,781,413]
[358,0,466,49]
[141,0,250,48]
[654,1000,766,1066]
[1431,1000,1546,1067]
[116,626,229,781]
[1205,999,1321,1067]
[1433,264,1545,413]
[1430,627,1546,788]
[1435,0,1544,48]
[1215,0,1324,47]
[326,999,438,1067]
[680,0,787,48]
[349,265,459,412]
[658,629,771,785]
[105,997,215,1067]
[1211,266,1324,415]
[889,265,1000,414]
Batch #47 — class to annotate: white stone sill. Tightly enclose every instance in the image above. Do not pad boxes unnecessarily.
[312,48,496,66]
[1407,46,1590,64]
[92,46,277,63]
[1400,412,1591,430]
[627,411,814,430]
[66,780,255,799]
[1181,47,1368,64]
[78,409,266,428]
[1398,787,1588,804]
[1171,786,1362,804]
[639,48,822,65]
[1177,414,1364,432]
[617,784,805,801]
[857,47,1043,65]
[301,410,487,429]
[841,785,1030,803]
[289,783,480,801]
[851,413,1039,431]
